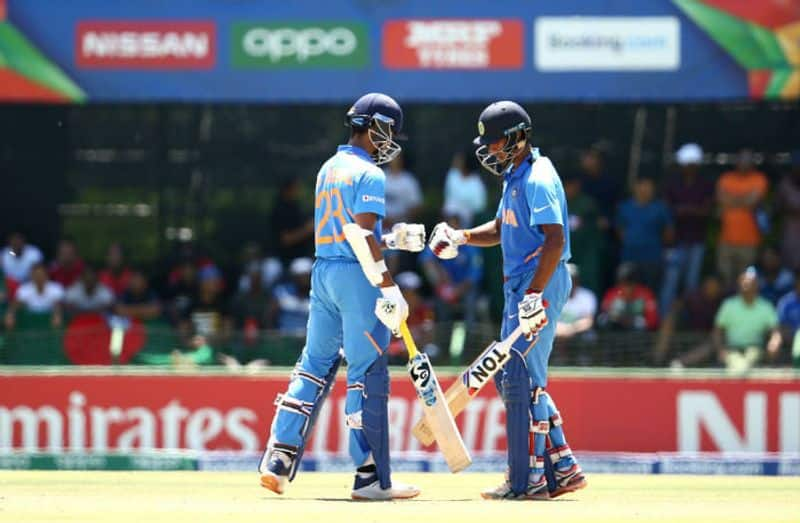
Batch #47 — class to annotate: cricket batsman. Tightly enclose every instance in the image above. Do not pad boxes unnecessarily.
[259,93,425,500]
[429,101,587,499]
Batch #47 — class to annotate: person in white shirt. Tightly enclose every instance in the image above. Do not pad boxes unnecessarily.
[2,232,43,295]
[383,152,422,226]
[443,150,487,227]
[4,263,63,329]
[64,265,115,314]
[557,263,597,339]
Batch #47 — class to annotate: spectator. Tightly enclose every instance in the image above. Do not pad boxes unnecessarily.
[661,143,714,313]
[99,243,132,298]
[420,212,483,330]
[230,265,271,345]
[757,246,794,305]
[777,275,800,364]
[270,179,314,263]
[384,151,422,227]
[237,242,283,293]
[713,267,781,372]
[64,265,115,315]
[48,238,85,288]
[270,257,312,336]
[598,262,659,331]
[180,265,230,348]
[658,274,725,367]
[386,271,435,363]
[4,262,63,330]
[616,177,674,293]
[2,232,43,299]
[557,264,597,341]
[166,260,198,324]
[578,145,621,228]
[716,148,769,286]
[775,151,800,271]
[115,269,162,322]
[564,174,603,294]
[443,150,487,226]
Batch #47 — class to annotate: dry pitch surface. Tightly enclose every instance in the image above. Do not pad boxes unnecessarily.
[1,471,798,523]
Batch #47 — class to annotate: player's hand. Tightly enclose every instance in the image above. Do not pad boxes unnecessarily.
[428,222,466,259]
[375,285,409,336]
[385,223,426,252]
[518,291,548,341]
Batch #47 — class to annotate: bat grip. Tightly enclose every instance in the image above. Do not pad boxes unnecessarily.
[400,321,419,359]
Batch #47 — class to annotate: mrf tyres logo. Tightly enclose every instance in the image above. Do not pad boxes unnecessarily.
[461,340,510,395]
[232,22,368,68]
[76,21,216,69]
[383,19,523,69]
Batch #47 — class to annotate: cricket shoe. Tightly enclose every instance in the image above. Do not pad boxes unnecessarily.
[259,450,292,495]
[550,463,587,498]
[351,473,420,501]
[480,475,549,500]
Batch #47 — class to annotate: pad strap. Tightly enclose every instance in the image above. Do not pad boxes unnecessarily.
[547,445,573,460]
[272,442,299,457]
[530,456,545,469]
[274,394,314,418]
[531,420,550,434]
[292,368,326,388]
[550,412,563,427]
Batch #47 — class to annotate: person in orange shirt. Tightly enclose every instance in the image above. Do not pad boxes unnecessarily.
[716,149,768,286]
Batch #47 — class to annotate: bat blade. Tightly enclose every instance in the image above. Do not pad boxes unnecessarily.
[407,350,471,472]
[412,326,524,446]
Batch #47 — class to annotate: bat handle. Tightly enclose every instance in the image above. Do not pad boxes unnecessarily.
[400,321,419,359]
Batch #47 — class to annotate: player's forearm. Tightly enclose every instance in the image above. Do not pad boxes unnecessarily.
[527,227,565,293]
[464,218,501,247]
[366,235,394,288]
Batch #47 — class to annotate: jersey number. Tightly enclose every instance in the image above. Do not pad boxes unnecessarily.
[316,188,348,245]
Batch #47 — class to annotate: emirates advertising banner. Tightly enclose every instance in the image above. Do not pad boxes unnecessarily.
[1,373,798,456]
[2,0,799,102]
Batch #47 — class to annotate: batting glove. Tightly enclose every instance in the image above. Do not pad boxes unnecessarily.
[428,222,467,260]
[384,223,426,252]
[518,290,548,341]
[375,285,409,337]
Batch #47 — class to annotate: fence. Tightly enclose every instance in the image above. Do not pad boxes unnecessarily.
[0,311,724,367]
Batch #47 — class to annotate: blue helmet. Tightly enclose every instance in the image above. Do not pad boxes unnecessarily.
[473,100,532,176]
[345,92,404,165]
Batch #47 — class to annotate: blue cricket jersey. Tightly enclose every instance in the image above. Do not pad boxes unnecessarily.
[495,148,571,278]
[314,145,386,260]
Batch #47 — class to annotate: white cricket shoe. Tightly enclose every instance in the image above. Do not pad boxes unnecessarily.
[351,479,421,501]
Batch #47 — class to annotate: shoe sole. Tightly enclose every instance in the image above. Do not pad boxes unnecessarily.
[260,474,285,495]
[550,476,587,499]
[351,491,421,501]
[480,491,549,501]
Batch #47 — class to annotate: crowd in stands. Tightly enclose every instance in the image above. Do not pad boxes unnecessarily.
[1,144,799,371]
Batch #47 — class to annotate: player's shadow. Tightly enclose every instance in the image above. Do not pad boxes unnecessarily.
[266,496,572,502]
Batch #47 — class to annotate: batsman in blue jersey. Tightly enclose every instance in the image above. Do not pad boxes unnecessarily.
[259,93,425,500]
[429,101,587,500]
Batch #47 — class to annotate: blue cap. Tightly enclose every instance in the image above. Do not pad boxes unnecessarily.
[346,92,404,137]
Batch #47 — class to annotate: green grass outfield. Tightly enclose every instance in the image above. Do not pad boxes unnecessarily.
[1,472,799,523]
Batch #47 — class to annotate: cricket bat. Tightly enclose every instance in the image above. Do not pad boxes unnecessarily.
[400,321,471,473]
[412,326,525,447]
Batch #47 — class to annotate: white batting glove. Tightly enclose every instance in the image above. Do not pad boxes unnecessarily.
[375,285,409,336]
[384,223,426,252]
[518,291,548,341]
[428,222,467,260]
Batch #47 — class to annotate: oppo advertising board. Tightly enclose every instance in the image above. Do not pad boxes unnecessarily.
[1,373,798,455]
[2,0,798,102]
